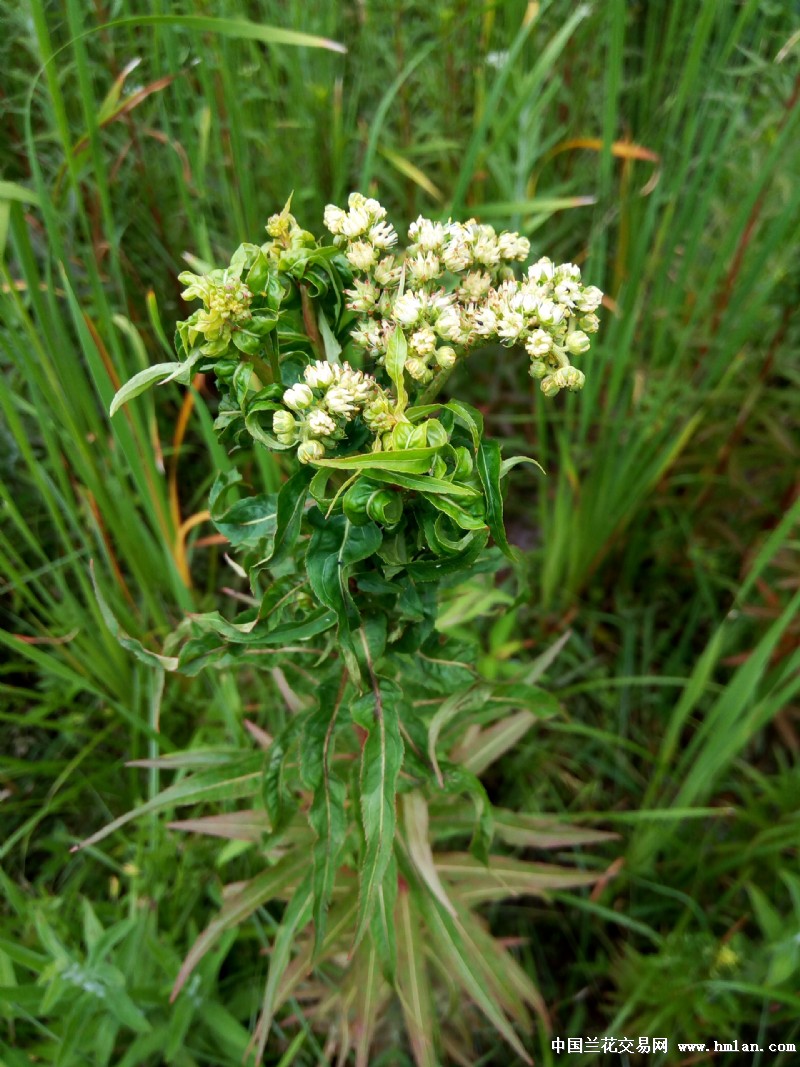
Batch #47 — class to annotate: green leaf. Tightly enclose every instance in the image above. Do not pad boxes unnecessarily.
[311,447,439,474]
[365,468,480,499]
[499,454,545,479]
[267,466,314,566]
[385,326,408,412]
[263,716,306,832]
[350,678,404,953]
[436,762,494,864]
[306,516,382,675]
[108,360,193,417]
[476,440,518,562]
[301,698,348,954]
[405,530,489,581]
[101,14,346,55]
[417,892,533,1064]
[208,470,278,549]
[91,562,178,670]
[72,756,263,852]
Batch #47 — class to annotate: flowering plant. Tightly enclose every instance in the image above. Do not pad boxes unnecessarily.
[97,194,609,1064]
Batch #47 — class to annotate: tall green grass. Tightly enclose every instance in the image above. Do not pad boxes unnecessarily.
[2,1,799,1062]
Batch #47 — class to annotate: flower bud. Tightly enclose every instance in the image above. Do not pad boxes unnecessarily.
[579,313,600,334]
[272,410,297,440]
[529,359,548,380]
[405,357,434,383]
[554,366,586,391]
[566,330,591,356]
[283,383,314,411]
[540,374,561,397]
[297,439,326,464]
[435,346,457,369]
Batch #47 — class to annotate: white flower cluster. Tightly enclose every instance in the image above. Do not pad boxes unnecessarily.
[324,193,399,274]
[272,360,387,463]
[323,195,602,395]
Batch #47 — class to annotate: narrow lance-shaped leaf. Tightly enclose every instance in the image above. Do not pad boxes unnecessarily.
[370,852,399,984]
[300,693,348,955]
[385,325,409,413]
[91,562,178,671]
[350,672,404,953]
[311,447,439,474]
[266,466,314,567]
[476,439,519,562]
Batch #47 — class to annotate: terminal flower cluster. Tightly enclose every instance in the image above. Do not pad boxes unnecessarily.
[178,268,253,356]
[324,193,602,395]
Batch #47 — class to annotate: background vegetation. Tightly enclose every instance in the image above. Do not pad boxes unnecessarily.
[1,0,799,1063]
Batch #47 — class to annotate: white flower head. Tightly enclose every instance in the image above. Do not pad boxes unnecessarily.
[576,285,603,313]
[374,256,402,287]
[497,231,531,261]
[346,241,378,271]
[528,257,555,284]
[554,279,580,307]
[537,299,566,327]
[408,216,446,252]
[526,329,553,358]
[323,204,346,235]
[407,251,443,284]
[307,409,338,437]
[324,386,358,416]
[369,221,398,249]
[496,309,525,343]
[283,382,314,412]
[409,325,437,357]
[393,290,424,326]
[304,360,336,389]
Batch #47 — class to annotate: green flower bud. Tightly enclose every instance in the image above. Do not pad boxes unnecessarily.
[540,374,561,398]
[405,357,434,383]
[529,359,548,380]
[566,330,591,356]
[434,346,457,369]
[297,439,326,464]
[272,410,297,441]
